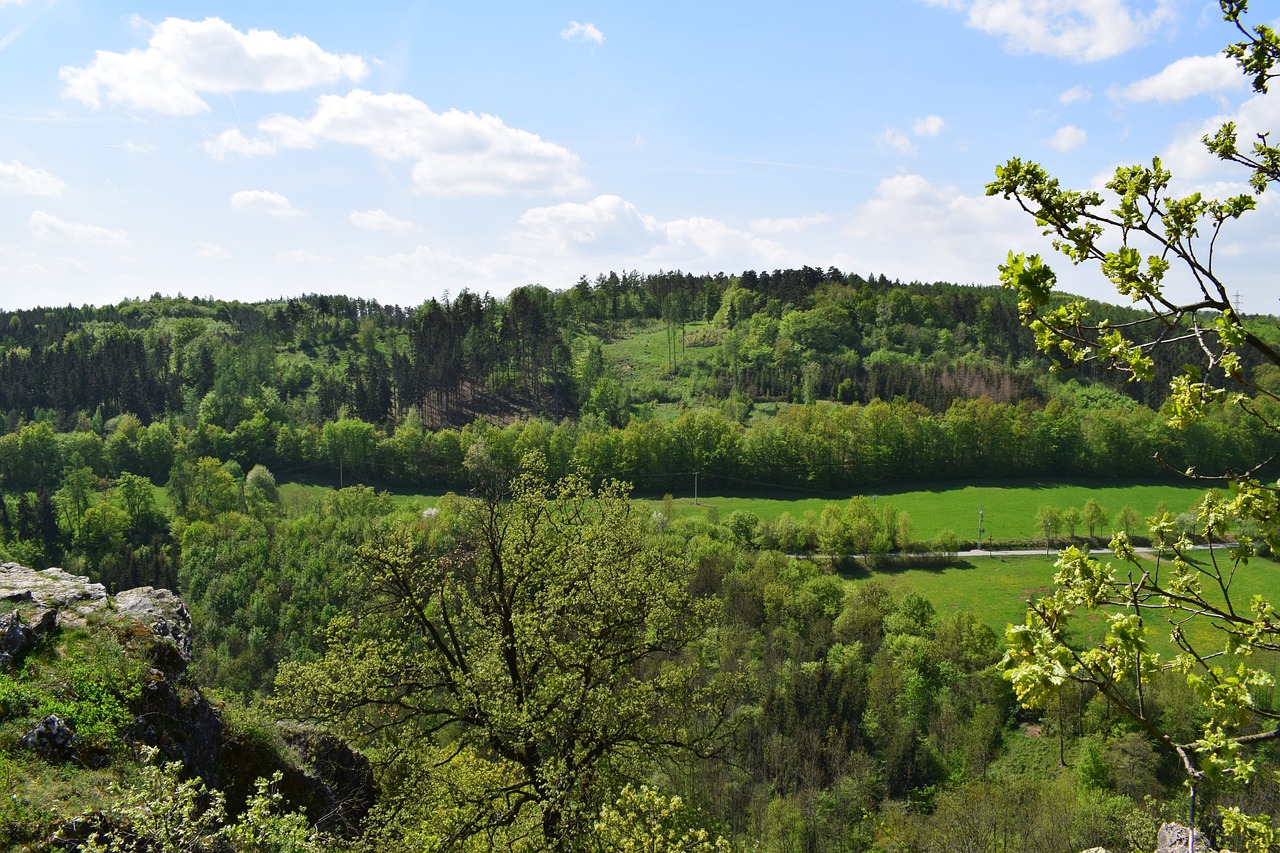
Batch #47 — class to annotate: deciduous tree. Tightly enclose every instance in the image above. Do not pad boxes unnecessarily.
[274,460,735,850]
[991,0,1280,817]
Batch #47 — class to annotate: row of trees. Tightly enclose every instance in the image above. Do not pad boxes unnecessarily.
[2,393,1270,503]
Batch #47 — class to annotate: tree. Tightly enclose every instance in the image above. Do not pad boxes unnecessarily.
[1034,505,1061,553]
[274,460,734,851]
[992,0,1280,815]
[1082,498,1107,541]
[1061,506,1082,542]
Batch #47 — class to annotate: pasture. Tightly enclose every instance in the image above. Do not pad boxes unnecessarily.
[648,478,1215,541]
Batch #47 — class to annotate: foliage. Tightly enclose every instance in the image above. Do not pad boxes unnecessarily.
[593,785,732,853]
[82,748,323,853]
[991,0,1280,801]
[274,460,737,850]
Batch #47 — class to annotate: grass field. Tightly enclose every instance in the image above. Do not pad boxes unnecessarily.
[645,478,1214,541]
[846,551,1280,659]
[267,475,1216,542]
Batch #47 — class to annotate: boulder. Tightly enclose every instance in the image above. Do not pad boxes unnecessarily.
[0,605,56,669]
[1154,823,1213,853]
[22,714,77,761]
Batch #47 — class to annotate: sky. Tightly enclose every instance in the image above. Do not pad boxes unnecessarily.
[1,0,1278,313]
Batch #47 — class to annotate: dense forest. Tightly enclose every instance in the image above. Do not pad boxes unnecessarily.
[2,267,1280,852]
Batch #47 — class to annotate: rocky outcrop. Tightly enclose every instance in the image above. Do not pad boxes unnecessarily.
[1,562,375,836]
[1083,823,1215,853]
[1154,823,1214,853]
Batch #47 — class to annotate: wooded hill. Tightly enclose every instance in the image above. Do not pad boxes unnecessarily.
[0,268,1275,497]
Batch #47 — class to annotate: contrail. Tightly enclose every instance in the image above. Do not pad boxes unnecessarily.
[0,0,59,53]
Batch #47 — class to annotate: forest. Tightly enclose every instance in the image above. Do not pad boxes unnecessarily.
[0,250,1277,853]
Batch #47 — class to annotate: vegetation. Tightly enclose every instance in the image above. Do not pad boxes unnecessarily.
[2,3,1280,849]
[989,0,1280,845]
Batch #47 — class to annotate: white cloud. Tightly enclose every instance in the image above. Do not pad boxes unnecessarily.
[515,195,788,266]
[878,128,915,155]
[924,0,1176,62]
[60,16,367,115]
[348,209,417,233]
[561,21,604,45]
[28,211,132,247]
[846,173,1055,286]
[663,217,788,263]
[1160,88,1280,184]
[0,161,65,196]
[517,195,662,255]
[912,115,945,136]
[750,213,832,234]
[1046,124,1087,152]
[196,241,230,259]
[277,249,328,263]
[1059,84,1091,104]
[124,141,156,154]
[1115,54,1243,102]
[210,89,588,196]
[230,189,302,217]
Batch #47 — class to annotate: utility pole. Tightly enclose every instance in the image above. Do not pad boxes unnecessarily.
[978,505,985,550]
[693,471,699,506]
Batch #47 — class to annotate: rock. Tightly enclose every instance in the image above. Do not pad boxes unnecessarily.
[0,562,376,837]
[0,563,108,626]
[22,714,77,761]
[115,586,193,668]
[0,606,56,669]
[1154,823,1214,853]
[279,724,378,836]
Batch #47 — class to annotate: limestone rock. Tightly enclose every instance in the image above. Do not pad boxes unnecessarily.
[0,563,107,625]
[22,714,77,761]
[0,562,376,836]
[0,605,56,669]
[115,585,193,668]
[1154,823,1214,853]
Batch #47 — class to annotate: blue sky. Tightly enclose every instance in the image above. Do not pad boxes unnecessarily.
[1,0,1277,312]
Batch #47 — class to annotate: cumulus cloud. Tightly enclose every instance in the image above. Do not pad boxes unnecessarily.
[0,160,65,196]
[846,173,1053,286]
[1159,88,1280,185]
[208,89,587,196]
[561,21,604,44]
[1046,125,1087,152]
[1059,84,1091,104]
[348,209,417,233]
[196,241,230,259]
[515,195,788,266]
[60,16,367,115]
[750,213,832,234]
[517,195,662,255]
[1115,54,1243,102]
[230,189,302,217]
[912,115,945,136]
[924,0,1176,62]
[28,211,132,247]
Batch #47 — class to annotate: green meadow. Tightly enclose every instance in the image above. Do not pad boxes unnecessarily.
[649,478,1214,541]
[845,551,1280,661]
